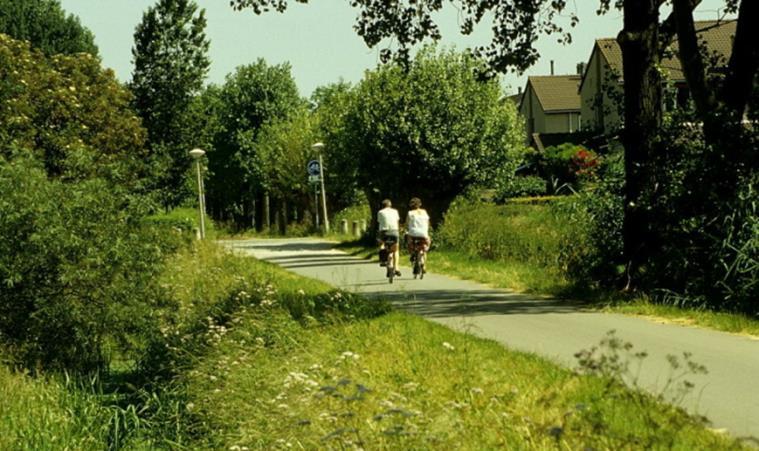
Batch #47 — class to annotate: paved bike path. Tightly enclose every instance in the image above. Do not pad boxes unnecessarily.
[224,238,759,443]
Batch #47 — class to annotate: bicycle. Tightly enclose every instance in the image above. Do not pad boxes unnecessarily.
[408,236,427,279]
[379,234,400,284]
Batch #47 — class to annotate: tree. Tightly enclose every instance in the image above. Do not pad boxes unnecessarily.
[335,47,525,224]
[0,0,98,56]
[231,0,757,289]
[0,35,170,373]
[0,34,147,192]
[311,81,362,212]
[208,60,303,228]
[252,108,319,232]
[130,0,210,208]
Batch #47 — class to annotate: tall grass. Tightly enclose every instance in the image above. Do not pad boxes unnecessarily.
[435,200,575,294]
[0,366,117,450]
[145,206,218,240]
[180,311,741,449]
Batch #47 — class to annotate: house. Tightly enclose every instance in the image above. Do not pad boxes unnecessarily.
[518,73,582,149]
[579,20,737,135]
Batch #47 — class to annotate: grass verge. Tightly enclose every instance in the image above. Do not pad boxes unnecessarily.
[603,298,759,337]
[181,309,742,449]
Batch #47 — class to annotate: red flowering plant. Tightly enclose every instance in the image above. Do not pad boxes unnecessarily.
[570,147,600,180]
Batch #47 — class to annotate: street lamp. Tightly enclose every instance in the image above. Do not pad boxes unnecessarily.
[311,142,329,233]
[189,148,207,239]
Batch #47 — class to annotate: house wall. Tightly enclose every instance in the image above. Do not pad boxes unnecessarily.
[519,85,540,141]
[520,81,583,146]
[580,47,623,134]
[542,112,577,133]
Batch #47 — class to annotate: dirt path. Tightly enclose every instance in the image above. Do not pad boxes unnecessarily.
[224,237,759,443]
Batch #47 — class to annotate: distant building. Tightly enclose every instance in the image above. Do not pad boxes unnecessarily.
[518,74,582,149]
[579,20,737,135]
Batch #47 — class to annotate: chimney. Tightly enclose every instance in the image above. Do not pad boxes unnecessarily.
[518,86,522,95]
[577,62,585,76]
[550,60,555,75]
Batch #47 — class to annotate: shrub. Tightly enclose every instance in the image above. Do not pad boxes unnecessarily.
[0,34,149,192]
[496,175,547,200]
[555,151,625,287]
[640,116,759,313]
[437,198,570,269]
[0,158,173,373]
[532,143,600,193]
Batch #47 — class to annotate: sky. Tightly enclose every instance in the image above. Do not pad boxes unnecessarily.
[59,0,731,98]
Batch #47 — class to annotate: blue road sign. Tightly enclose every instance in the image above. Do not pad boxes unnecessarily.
[307,160,321,176]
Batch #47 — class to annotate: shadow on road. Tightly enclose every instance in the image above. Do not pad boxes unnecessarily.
[359,288,584,317]
[228,240,336,253]
[228,238,585,318]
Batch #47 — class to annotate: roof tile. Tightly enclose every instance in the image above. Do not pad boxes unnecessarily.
[527,75,581,112]
[595,20,736,82]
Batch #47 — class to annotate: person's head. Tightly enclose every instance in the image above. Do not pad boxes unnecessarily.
[409,197,422,209]
[382,199,392,208]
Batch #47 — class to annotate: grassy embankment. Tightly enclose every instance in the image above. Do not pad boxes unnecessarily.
[0,366,119,450]
[1,231,745,449]
[178,271,739,449]
[336,199,759,337]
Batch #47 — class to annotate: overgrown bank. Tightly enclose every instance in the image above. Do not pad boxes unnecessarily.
[2,237,747,449]
[179,308,740,449]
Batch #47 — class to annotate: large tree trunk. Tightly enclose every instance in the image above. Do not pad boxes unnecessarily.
[618,0,663,290]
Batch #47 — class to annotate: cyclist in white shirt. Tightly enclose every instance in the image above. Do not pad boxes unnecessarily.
[405,197,431,256]
[377,199,401,276]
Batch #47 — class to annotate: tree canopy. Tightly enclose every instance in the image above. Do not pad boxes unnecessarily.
[131,0,210,208]
[0,0,98,57]
[333,47,526,222]
[0,34,147,191]
[207,59,304,225]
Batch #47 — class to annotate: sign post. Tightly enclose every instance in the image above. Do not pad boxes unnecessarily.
[308,142,330,233]
[307,158,321,230]
[318,153,329,233]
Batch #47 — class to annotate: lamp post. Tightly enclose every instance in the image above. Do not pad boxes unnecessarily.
[311,142,329,233]
[189,148,207,239]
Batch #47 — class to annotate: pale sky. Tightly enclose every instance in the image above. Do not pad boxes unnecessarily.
[59,0,730,97]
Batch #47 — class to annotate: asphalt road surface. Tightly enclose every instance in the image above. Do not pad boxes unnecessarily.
[224,237,759,443]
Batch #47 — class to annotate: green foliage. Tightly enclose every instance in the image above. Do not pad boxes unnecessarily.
[130,0,210,208]
[638,114,759,313]
[251,108,317,207]
[0,158,174,373]
[0,0,98,56]
[335,46,527,223]
[437,198,570,270]
[0,34,148,192]
[332,204,372,236]
[555,152,625,287]
[496,175,547,200]
[140,241,389,380]
[527,143,600,194]
[312,81,365,212]
[208,60,303,227]
[145,206,218,242]
[0,367,115,449]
